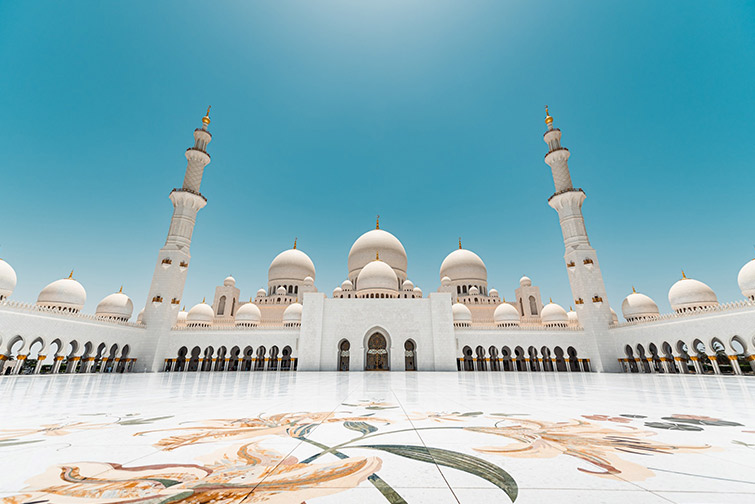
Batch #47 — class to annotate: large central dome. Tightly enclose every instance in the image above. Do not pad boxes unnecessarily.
[348,228,407,284]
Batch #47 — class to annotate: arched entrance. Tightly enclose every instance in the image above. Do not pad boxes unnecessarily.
[365,333,389,371]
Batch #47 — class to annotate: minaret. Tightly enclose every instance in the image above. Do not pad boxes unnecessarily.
[142,108,212,332]
[543,107,613,370]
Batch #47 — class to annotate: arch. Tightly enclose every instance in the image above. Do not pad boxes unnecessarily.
[528,296,538,315]
[242,346,253,371]
[624,345,639,373]
[338,339,350,371]
[475,346,487,371]
[217,295,226,316]
[404,340,417,371]
[281,346,292,371]
[254,346,266,371]
[514,346,526,372]
[567,346,580,372]
[676,340,693,373]
[661,341,677,373]
[176,346,188,372]
[216,346,228,371]
[648,343,663,373]
[554,346,567,372]
[693,339,714,374]
[710,338,733,374]
[730,336,753,375]
[365,332,389,371]
[187,346,201,372]
[203,346,215,371]
[268,346,279,371]
[226,346,239,371]
[501,346,512,371]
[541,346,553,372]
[636,344,650,373]
[462,345,474,371]
[489,346,500,371]
[528,346,540,372]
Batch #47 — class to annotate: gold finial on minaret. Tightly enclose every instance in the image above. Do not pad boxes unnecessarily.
[293,237,297,250]
[376,215,380,230]
[202,106,211,125]
[681,270,687,279]
[119,285,123,293]
[182,306,185,311]
[68,270,74,279]
[545,105,553,126]
[458,237,462,250]
[202,297,206,303]
[632,286,636,293]
[549,297,553,303]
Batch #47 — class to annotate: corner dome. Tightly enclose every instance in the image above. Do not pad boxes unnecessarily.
[668,275,718,312]
[621,289,660,321]
[187,301,214,326]
[541,301,568,326]
[268,248,316,284]
[519,276,532,287]
[256,288,267,298]
[235,302,262,325]
[610,307,619,325]
[176,308,188,325]
[283,302,303,326]
[348,229,407,283]
[737,259,755,300]
[440,276,451,287]
[333,286,343,297]
[439,248,487,283]
[488,288,499,298]
[494,303,519,326]
[357,259,398,292]
[37,275,86,312]
[95,289,133,321]
[452,302,472,325]
[567,308,579,325]
[402,279,415,291]
[137,307,145,324]
[341,279,353,291]
[224,275,236,287]
[0,259,17,299]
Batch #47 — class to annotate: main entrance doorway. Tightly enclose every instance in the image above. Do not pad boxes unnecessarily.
[365,333,389,371]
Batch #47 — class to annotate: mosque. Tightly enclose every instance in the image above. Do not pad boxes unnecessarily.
[1,107,754,377]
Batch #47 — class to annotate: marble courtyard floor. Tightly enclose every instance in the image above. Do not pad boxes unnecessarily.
[0,372,754,503]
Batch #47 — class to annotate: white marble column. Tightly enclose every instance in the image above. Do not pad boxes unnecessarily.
[729,356,743,375]
[708,356,721,374]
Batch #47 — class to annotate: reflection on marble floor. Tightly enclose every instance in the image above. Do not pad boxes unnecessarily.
[0,372,754,503]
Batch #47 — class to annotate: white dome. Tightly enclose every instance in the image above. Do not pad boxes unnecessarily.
[348,229,407,282]
[268,248,316,284]
[303,276,314,286]
[276,286,287,295]
[137,307,145,324]
[610,307,619,325]
[235,302,262,324]
[469,286,479,295]
[441,276,452,287]
[567,308,579,324]
[37,276,86,311]
[452,302,472,322]
[0,259,17,299]
[439,248,487,283]
[402,279,415,291]
[494,303,519,323]
[668,275,718,312]
[737,259,755,300]
[333,286,343,297]
[341,279,353,291]
[541,302,568,325]
[413,286,422,296]
[256,288,267,298]
[519,276,532,287]
[357,259,398,292]
[621,290,660,321]
[95,289,133,320]
[489,288,499,298]
[176,308,188,325]
[187,302,214,324]
[224,275,236,287]
[283,302,303,323]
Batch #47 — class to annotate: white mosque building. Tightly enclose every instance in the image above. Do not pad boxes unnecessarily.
[1,107,754,376]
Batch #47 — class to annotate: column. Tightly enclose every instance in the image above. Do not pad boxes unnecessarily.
[52,356,64,374]
[708,356,721,374]
[34,355,46,374]
[729,356,743,375]
[690,356,702,374]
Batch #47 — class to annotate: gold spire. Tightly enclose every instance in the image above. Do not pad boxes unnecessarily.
[376,251,380,261]
[182,305,186,311]
[681,270,687,279]
[549,297,553,303]
[68,270,74,279]
[545,105,553,125]
[202,106,211,125]
[376,214,380,230]
[119,285,123,293]
[458,237,462,250]
[293,237,297,250]
[632,286,636,293]
[202,297,206,303]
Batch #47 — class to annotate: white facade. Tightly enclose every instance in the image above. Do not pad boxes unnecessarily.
[1,108,754,377]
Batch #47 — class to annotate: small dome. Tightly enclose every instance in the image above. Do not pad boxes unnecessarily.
[303,276,314,286]
[494,303,519,324]
[357,259,398,292]
[341,279,353,291]
[737,259,755,300]
[37,275,87,312]
[176,308,188,325]
[235,302,262,324]
[95,289,133,320]
[413,286,422,296]
[440,248,487,283]
[187,301,214,325]
[519,276,532,287]
[668,275,718,312]
[276,286,287,295]
[268,248,316,284]
[489,288,499,298]
[223,275,236,287]
[621,290,660,321]
[567,308,579,325]
[440,276,452,287]
[348,229,407,282]
[541,301,568,326]
[0,259,18,299]
[283,302,303,325]
[402,279,415,291]
[452,302,472,322]
[137,307,145,324]
[333,286,343,297]
[469,286,479,295]
[256,288,267,298]
[610,307,619,325]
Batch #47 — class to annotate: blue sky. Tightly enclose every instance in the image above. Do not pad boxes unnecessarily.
[1,0,754,316]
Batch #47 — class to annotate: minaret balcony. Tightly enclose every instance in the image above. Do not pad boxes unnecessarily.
[185,147,211,163]
[547,187,584,203]
[544,146,569,161]
[170,187,208,203]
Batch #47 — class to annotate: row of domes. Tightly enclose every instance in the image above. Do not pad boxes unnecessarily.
[178,299,302,327]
